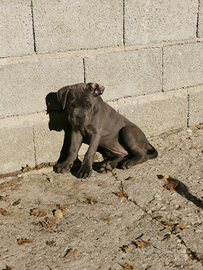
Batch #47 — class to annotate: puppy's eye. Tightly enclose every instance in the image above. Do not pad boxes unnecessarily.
[86,103,91,108]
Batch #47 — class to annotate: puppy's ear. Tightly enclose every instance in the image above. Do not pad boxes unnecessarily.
[88,83,105,97]
[57,86,71,110]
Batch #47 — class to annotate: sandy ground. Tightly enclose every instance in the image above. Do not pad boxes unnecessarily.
[0,127,203,270]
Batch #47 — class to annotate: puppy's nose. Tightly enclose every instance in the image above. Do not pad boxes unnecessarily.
[76,115,85,121]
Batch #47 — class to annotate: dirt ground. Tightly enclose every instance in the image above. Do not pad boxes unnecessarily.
[0,127,203,270]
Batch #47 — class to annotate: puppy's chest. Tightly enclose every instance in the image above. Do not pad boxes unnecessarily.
[78,126,94,142]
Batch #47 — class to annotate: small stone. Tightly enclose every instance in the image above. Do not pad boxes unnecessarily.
[47,177,53,183]
[195,229,202,233]
[54,209,63,219]
[186,128,192,133]
[154,194,161,200]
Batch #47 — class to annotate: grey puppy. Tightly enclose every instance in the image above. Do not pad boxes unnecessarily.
[56,82,158,178]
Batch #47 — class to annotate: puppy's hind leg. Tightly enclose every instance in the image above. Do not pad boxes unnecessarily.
[95,147,124,173]
[99,155,124,173]
[120,151,148,169]
[118,125,150,169]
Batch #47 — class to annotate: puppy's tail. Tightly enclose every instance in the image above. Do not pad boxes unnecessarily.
[147,144,158,159]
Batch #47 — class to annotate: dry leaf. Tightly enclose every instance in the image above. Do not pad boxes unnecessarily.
[85,198,98,205]
[36,163,45,170]
[64,248,77,258]
[122,245,131,253]
[0,208,9,216]
[175,223,186,230]
[195,125,203,129]
[0,195,9,201]
[21,166,32,172]
[126,177,136,181]
[30,208,47,217]
[161,221,173,227]
[54,230,64,234]
[113,192,127,197]
[54,209,63,219]
[59,204,67,211]
[40,217,56,228]
[5,266,12,270]
[40,221,49,228]
[164,181,178,191]
[135,240,151,248]
[45,217,56,225]
[13,198,21,206]
[31,222,39,226]
[0,175,4,178]
[47,177,53,183]
[46,240,56,247]
[153,216,163,220]
[162,174,170,181]
[0,183,10,190]
[17,238,32,246]
[119,263,133,270]
[50,162,57,167]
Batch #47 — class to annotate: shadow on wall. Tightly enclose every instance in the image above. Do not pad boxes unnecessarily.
[45,92,71,164]
[45,92,82,175]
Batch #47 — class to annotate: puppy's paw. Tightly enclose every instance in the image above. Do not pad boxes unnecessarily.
[99,162,112,174]
[55,162,72,174]
[120,160,135,170]
[77,164,92,179]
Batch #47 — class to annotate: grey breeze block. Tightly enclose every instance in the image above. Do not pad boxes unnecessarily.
[85,48,162,101]
[0,0,34,57]
[125,0,197,45]
[33,0,123,53]
[0,56,84,118]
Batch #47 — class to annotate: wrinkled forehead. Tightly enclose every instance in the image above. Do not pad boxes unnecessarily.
[69,86,92,104]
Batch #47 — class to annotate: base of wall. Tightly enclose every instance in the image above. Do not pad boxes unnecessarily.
[0,86,203,174]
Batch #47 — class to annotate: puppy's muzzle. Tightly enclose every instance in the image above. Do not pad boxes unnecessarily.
[75,114,85,124]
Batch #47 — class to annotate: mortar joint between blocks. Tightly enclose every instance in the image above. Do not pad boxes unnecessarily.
[161,47,164,92]
[187,91,190,127]
[196,0,201,38]
[123,0,125,46]
[31,0,37,53]
[83,58,86,83]
[32,127,37,166]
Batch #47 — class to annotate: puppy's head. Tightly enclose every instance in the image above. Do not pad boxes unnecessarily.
[57,82,105,126]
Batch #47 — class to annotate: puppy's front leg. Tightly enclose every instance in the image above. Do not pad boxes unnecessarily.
[56,131,83,174]
[77,134,100,179]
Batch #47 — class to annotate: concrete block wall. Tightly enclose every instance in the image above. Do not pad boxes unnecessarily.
[0,0,203,173]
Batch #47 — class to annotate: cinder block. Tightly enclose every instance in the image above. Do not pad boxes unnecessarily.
[163,43,203,91]
[0,121,35,174]
[33,0,123,53]
[0,112,67,174]
[0,56,84,118]
[188,85,203,126]
[85,48,162,101]
[0,0,34,57]
[34,121,64,165]
[125,0,197,45]
[108,89,188,136]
